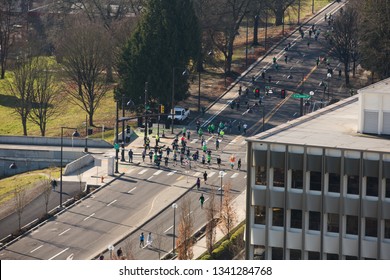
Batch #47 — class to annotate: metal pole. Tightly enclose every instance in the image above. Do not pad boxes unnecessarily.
[198,71,201,112]
[60,127,63,208]
[172,205,176,253]
[121,94,125,161]
[171,68,175,133]
[144,82,149,140]
[245,15,249,68]
[265,11,268,50]
[300,98,304,117]
[115,99,119,173]
[84,115,88,152]
[220,175,223,211]
[262,106,265,131]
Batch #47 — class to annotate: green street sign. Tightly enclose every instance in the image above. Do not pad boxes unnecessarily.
[292,93,310,99]
[114,143,119,150]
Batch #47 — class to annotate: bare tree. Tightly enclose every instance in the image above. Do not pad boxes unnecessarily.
[219,182,237,239]
[13,185,27,231]
[40,178,52,216]
[121,239,136,260]
[153,222,165,260]
[176,196,194,260]
[327,6,359,86]
[54,17,110,126]
[0,0,18,79]
[205,189,218,254]
[28,57,60,136]
[8,56,36,136]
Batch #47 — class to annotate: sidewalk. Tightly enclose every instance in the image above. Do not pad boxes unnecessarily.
[191,189,246,260]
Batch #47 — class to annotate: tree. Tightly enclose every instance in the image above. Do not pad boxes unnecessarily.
[219,183,237,239]
[327,6,359,86]
[8,56,35,136]
[54,17,110,126]
[0,0,17,79]
[118,0,201,107]
[205,189,218,254]
[176,197,194,260]
[29,58,60,136]
[355,0,390,79]
[265,0,297,26]
[40,178,52,217]
[204,0,251,75]
[13,185,27,231]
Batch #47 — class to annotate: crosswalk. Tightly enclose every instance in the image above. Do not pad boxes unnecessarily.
[136,167,243,181]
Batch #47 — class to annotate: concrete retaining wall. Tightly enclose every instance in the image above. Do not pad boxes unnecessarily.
[0,135,112,148]
[64,154,94,176]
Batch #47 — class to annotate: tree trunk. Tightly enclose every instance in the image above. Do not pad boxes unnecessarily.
[344,63,350,86]
[252,15,259,46]
[274,8,284,26]
[22,118,28,136]
[89,112,94,127]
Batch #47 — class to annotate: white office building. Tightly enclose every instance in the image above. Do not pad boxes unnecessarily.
[245,78,390,259]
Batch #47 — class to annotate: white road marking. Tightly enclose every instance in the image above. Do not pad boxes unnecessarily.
[30,245,43,253]
[58,228,71,236]
[138,169,147,175]
[208,172,216,178]
[107,200,117,207]
[193,172,201,177]
[231,173,239,178]
[49,247,69,260]
[128,187,136,193]
[167,171,177,176]
[164,225,173,233]
[154,170,163,175]
[83,213,95,221]
[176,175,184,181]
[147,176,154,181]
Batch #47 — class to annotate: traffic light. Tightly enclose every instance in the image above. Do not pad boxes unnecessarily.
[126,125,131,134]
[160,104,165,114]
[254,88,260,97]
[281,89,286,99]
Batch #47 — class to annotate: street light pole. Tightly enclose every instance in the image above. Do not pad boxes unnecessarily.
[245,15,249,68]
[172,202,178,254]
[115,98,119,173]
[84,115,88,153]
[60,127,79,208]
[219,171,224,211]
[171,68,175,134]
[121,94,125,162]
[327,73,332,100]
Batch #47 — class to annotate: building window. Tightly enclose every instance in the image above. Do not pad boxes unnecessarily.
[291,169,303,189]
[327,253,339,260]
[345,255,358,260]
[308,251,320,260]
[386,178,390,198]
[272,247,283,260]
[272,207,284,227]
[309,211,321,231]
[290,249,301,260]
[328,173,340,193]
[273,167,285,188]
[347,175,359,195]
[290,209,302,229]
[365,218,378,237]
[254,206,266,225]
[385,220,390,239]
[327,213,339,233]
[253,245,265,260]
[366,177,378,197]
[256,166,267,185]
[310,171,322,191]
[346,215,358,235]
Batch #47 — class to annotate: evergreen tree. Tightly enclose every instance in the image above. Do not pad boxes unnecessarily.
[118,0,201,109]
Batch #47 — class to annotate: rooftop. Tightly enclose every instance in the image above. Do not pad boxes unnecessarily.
[248,95,390,153]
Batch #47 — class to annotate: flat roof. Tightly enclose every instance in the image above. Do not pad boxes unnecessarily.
[248,95,390,153]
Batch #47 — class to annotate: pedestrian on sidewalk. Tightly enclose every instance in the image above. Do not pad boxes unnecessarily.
[117,247,123,258]
[142,149,146,162]
[147,232,153,248]
[139,232,145,248]
[187,130,191,140]
[196,177,201,190]
[164,156,169,167]
[237,158,241,170]
[51,179,57,191]
[128,149,133,163]
[199,193,205,209]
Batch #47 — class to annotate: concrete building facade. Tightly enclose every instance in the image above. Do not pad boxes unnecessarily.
[245,79,390,260]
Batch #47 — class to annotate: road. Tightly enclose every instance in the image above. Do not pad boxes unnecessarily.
[0,0,347,260]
